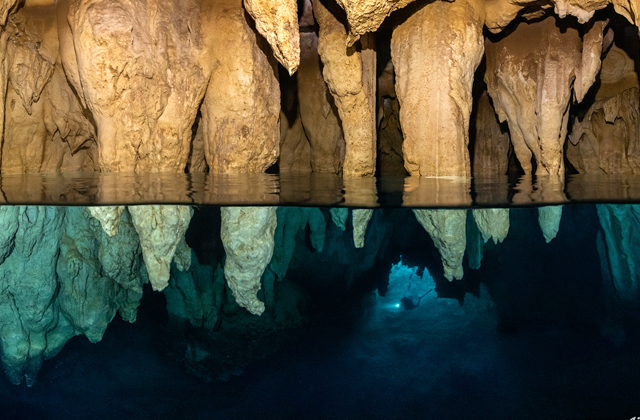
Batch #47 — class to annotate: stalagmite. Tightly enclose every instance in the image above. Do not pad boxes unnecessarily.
[202,0,279,173]
[89,206,125,237]
[220,206,277,316]
[391,0,484,177]
[485,17,607,175]
[330,207,348,231]
[538,205,563,243]
[314,0,376,177]
[352,209,373,248]
[128,205,192,291]
[298,1,345,174]
[62,0,210,172]
[413,209,466,281]
[243,0,300,75]
[567,44,640,174]
[472,209,509,244]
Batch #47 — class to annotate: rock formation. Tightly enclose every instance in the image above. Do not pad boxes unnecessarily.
[413,209,466,281]
[485,17,607,175]
[315,0,376,177]
[567,44,640,174]
[220,206,277,316]
[352,208,373,248]
[128,205,192,291]
[202,0,280,174]
[243,0,299,75]
[391,0,484,178]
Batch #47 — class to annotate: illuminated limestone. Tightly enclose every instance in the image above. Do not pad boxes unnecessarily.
[334,0,415,45]
[62,0,210,172]
[391,0,484,177]
[128,205,192,291]
[330,208,349,231]
[485,17,607,175]
[243,0,299,75]
[567,44,640,174]
[220,206,277,316]
[315,0,376,177]
[298,4,345,174]
[202,0,279,173]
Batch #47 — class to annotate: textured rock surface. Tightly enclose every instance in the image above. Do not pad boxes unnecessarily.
[128,205,192,291]
[330,207,348,231]
[473,92,510,176]
[298,18,345,174]
[220,206,277,316]
[538,205,563,243]
[472,208,509,244]
[413,209,466,281]
[391,0,484,177]
[89,206,124,236]
[62,0,210,172]
[352,208,373,248]
[315,0,376,177]
[567,44,640,174]
[596,204,640,311]
[202,0,279,173]
[334,0,415,45]
[485,17,606,175]
[243,0,299,75]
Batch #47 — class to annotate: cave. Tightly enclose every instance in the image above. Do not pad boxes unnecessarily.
[0,0,639,418]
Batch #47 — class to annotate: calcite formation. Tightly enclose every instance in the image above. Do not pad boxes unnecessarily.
[221,207,277,316]
[243,0,299,75]
[413,209,466,281]
[202,0,280,174]
[567,44,640,174]
[472,208,509,244]
[315,0,376,177]
[89,206,125,236]
[391,0,484,177]
[485,17,606,175]
[128,205,192,291]
[352,208,373,248]
[0,206,146,386]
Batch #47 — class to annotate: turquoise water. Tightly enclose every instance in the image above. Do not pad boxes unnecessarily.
[0,202,637,419]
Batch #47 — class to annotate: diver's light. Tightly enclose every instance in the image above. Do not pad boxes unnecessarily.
[395,303,400,308]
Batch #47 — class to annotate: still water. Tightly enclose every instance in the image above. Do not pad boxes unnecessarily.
[0,174,637,420]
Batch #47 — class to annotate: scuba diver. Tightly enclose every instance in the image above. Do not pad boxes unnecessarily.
[400,288,433,310]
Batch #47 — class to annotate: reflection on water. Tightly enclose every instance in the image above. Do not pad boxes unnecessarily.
[0,203,637,420]
[4,172,640,206]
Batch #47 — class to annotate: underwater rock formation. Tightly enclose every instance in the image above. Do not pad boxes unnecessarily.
[330,208,348,231]
[0,206,146,386]
[538,205,563,243]
[567,44,640,174]
[220,207,277,316]
[315,0,376,177]
[352,208,373,248]
[89,206,124,237]
[472,209,509,244]
[129,205,192,291]
[596,204,640,312]
[413,209,466,281]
